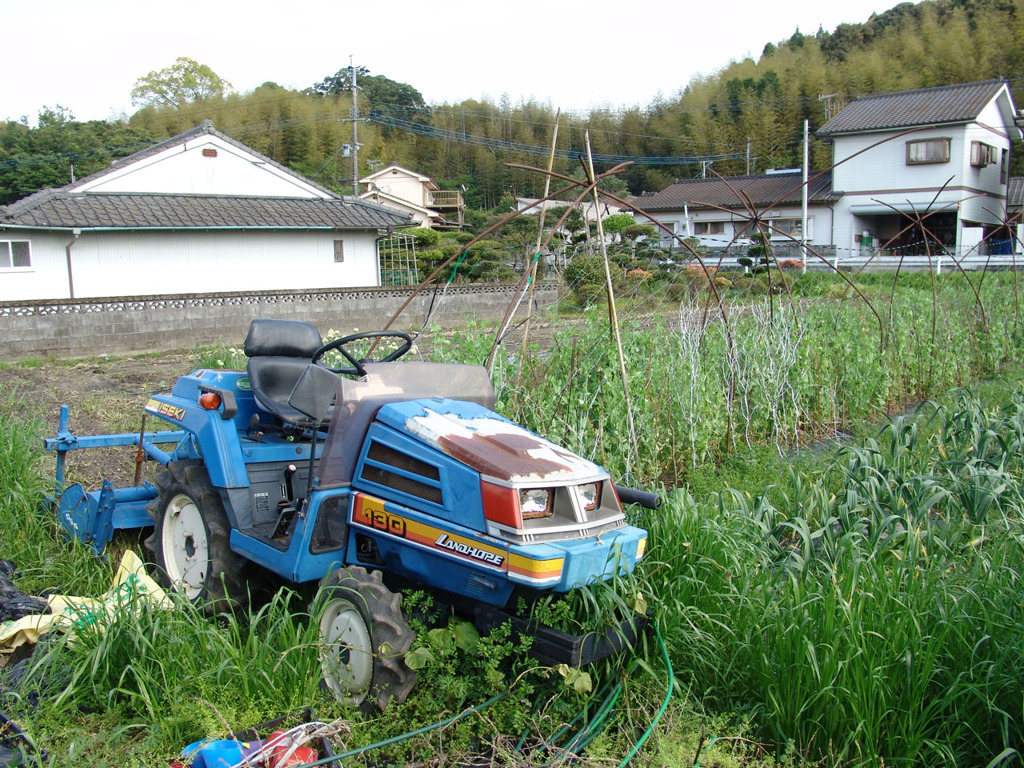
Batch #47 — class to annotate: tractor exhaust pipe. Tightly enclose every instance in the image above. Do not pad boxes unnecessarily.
[614,485,662,510]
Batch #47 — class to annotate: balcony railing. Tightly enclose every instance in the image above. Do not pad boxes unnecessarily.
[426,190,464,209]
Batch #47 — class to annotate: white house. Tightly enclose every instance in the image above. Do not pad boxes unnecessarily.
[0,120,412,301]
[359,164,465,228]
[819,79,1021,262]
[514,196,633,226]
[632,170,835,255]
[634,80,1022,268]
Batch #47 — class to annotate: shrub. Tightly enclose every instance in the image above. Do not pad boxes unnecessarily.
[397,227,441,247]
[564,253,607,307]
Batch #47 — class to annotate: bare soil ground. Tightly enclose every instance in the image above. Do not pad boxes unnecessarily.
[1,350,205,490]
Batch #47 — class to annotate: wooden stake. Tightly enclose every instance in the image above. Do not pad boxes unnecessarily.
[514,110,561,401]
[584,131,638,470]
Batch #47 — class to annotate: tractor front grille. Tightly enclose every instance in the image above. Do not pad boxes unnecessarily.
[361,442,444,505]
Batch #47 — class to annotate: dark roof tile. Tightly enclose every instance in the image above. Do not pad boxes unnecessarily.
[1,192,411,230]
[819,80,1008,135]
[633,170,833,213]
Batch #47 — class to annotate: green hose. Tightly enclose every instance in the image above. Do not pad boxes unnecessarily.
[293,691,507,767]
[616,624,674,767]
[295,625,674,768]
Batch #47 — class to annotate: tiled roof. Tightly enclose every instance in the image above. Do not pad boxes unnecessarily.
[1,191,411,230]
[819,80,1008,135]
[64,119,343,201]
[633,170,834,213]
[0,119,412,230]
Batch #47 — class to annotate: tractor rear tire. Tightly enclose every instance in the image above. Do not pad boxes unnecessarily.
[314,566,417,711]
[145,460,248,614]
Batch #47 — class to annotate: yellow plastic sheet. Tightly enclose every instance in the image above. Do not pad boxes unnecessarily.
[0,550,171,653]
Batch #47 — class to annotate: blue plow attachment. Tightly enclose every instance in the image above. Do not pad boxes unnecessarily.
[45,404,184,554]
[56,481,158,554]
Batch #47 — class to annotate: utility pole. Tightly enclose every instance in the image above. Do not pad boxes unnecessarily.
[350,57,360,197]
[818,93,839,122]
[745,138,751,175]
[801,118,809,273]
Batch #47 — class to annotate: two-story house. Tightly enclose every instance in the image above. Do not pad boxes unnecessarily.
[634,80,1021,268]
[819,79,1021,262]
[359,164,465,229]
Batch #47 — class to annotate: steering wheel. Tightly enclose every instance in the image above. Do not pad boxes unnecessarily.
[312,330,414,376]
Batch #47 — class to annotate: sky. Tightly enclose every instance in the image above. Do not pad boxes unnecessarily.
[2,0,910,124]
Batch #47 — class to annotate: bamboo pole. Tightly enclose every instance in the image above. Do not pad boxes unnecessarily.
[513,110,561,399]
[584,131,638,470]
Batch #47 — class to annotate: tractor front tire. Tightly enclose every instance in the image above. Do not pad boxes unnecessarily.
[145,460,248,614]
[314,566,417,711]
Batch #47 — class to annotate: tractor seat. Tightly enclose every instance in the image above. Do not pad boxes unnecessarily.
[244,318,333,426]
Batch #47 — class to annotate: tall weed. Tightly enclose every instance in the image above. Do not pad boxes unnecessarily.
[646,389,1024,765]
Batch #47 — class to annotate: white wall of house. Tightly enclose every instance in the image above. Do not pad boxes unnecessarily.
[830,114,1014,259]
[0,231,70,301]
[0,228,382,301]
[75,134,332,199]
[362,167,432,208]
[653,205,832,251]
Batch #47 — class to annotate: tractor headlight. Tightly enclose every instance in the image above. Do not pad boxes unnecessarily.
[519,488,553,519]
[577,482,601,512]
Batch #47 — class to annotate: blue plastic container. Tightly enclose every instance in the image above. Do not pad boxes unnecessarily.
[182,739,208,768]
[200,740,244,768]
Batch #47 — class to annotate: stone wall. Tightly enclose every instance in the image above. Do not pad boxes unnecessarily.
[0,283,556,361]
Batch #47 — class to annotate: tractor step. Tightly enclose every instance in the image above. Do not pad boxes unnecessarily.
[472,603,648,667]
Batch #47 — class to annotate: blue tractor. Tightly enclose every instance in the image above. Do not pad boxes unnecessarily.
[48,318,654,710]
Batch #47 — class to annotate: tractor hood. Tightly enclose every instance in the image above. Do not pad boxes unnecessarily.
[375,399,607,485]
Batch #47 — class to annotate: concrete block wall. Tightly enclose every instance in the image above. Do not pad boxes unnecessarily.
[0,283,556,361]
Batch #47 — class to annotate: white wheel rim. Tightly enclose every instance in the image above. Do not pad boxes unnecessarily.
[319,598,373,702]
[161,493,208,601]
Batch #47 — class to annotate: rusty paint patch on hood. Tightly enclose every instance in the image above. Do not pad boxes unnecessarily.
[403,406,604,484]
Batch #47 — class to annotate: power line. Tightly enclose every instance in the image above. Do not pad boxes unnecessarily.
[365,114,747,167]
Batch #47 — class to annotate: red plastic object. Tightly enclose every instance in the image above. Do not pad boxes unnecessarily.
[266,731,319,768]
[271,746,318,767]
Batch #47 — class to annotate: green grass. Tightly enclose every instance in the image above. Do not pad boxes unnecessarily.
[641,387,1024,766]
[3,274,1024,766]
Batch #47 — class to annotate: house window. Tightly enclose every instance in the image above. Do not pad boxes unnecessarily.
[906,138,951,165]
[1,241,31,269]
[1001,148,1009,184]
[770,218,806,238]
[737,219,810,239]
[693,221,725,236]
[971,141,996,168]
[333,240,344,263]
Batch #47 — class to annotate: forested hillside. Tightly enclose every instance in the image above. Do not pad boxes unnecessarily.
[3,0,1024,208]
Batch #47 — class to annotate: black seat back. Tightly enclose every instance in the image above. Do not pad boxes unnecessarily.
[244,318,325,425]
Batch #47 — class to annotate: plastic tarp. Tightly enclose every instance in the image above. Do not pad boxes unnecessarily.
[0,551,171,653]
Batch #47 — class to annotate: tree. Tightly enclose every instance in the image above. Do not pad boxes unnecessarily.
[0,108,157,204]
[131,57,232,108]
[602,213,637,241]
[308,66,430,133]
[621,223,657,244]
